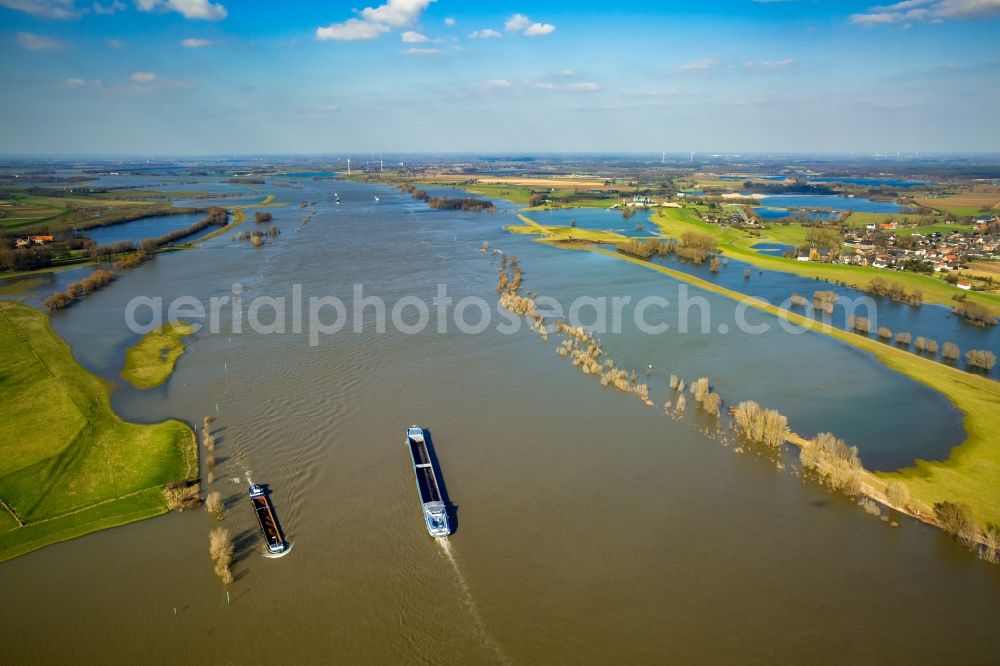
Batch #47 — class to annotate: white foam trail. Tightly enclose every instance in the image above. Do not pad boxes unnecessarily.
[435,537,510,665]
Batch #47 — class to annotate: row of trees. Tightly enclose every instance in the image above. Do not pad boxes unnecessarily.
[396,183,495,212]
[953,300,997,327]
[150,207,228,246]
[934,501,1000,564]
[732,401,789,448]
[202,416,234,584]
[616,238,674,259]
[847,320,994,371]
[678,231,718,265]
[495,256,999,564]
[848,315,871,334]
[867,277,923,307]
[800,432,864,496]
[42,269,115,310]
[966,349,997,370]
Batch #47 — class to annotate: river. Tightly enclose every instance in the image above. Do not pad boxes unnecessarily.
[1,176,998,663]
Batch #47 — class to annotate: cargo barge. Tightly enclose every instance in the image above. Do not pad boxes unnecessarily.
[406,426,452,537]
[249,483,290,557]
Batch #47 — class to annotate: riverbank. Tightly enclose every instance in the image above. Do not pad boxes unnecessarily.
[566,244,1000,526]
[492,250,976,536]
[121,320,197,389]
[504,212,999,526]
[0,301,196,562]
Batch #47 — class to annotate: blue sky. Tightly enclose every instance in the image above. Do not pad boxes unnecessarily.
[2,0,999,155]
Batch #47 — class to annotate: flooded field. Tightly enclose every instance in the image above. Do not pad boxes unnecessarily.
[1,177,999,663]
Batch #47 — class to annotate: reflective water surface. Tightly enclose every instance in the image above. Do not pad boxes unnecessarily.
[1,177,998,664]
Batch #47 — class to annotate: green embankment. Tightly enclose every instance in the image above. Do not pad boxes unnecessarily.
[121,321,197,390]
[510,214,1000,527]
[0,301,196,562]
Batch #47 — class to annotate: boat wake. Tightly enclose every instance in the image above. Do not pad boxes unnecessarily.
[435,537,510,665]
[263,542,292,559]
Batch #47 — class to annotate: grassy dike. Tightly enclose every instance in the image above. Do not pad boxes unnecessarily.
[0,301,196,562]
[506,214,999,527]
[121,320,197,390]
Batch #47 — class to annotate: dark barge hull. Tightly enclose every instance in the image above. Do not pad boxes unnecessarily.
[249,486,288,555]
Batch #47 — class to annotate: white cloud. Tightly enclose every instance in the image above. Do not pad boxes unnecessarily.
[444,16,454,26]
[131,71,157,83]
[403,47,442,56]
[936,0,1000,17]
[401,30,428,42]
[523,22,555,36]
[0,0,80,19]
[555,69,576,77]
[744,58,795,69]
[16,32,66,50]
[851,0,1000,25]
[136,0,227,20]
[528,81,555,89]
[567,81,601,91]
[105,38,126,48]
[92,0,125,14]
[317,0,433,41]
[64,77,86,87]
[481,79,513,92]
[504,13,531,31]
[504,13,556,37]
[469,28,502,38]
[317,18,389,40]
[180,37,211,47]
[361,0,434,27]
[678,58,719,71]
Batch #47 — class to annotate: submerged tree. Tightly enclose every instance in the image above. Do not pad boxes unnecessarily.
[205,491,224,520]
[209,526,234,584]
[800,432,863,496]
[966,349,997,370]
[732,401,788,448]
[701,392,721,417]
[690,377,710,403]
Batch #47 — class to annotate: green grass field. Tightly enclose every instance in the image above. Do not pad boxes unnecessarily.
[0,196,66,229]
[0,301,196,562]
[0,193,191,233]
[843,211,936,228]
[121,321,197,389]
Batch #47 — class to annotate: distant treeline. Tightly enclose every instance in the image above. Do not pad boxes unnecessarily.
[395,183,495,212]
[953,299,997,327]
[228,177,266,185]
[741,181,837,195]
